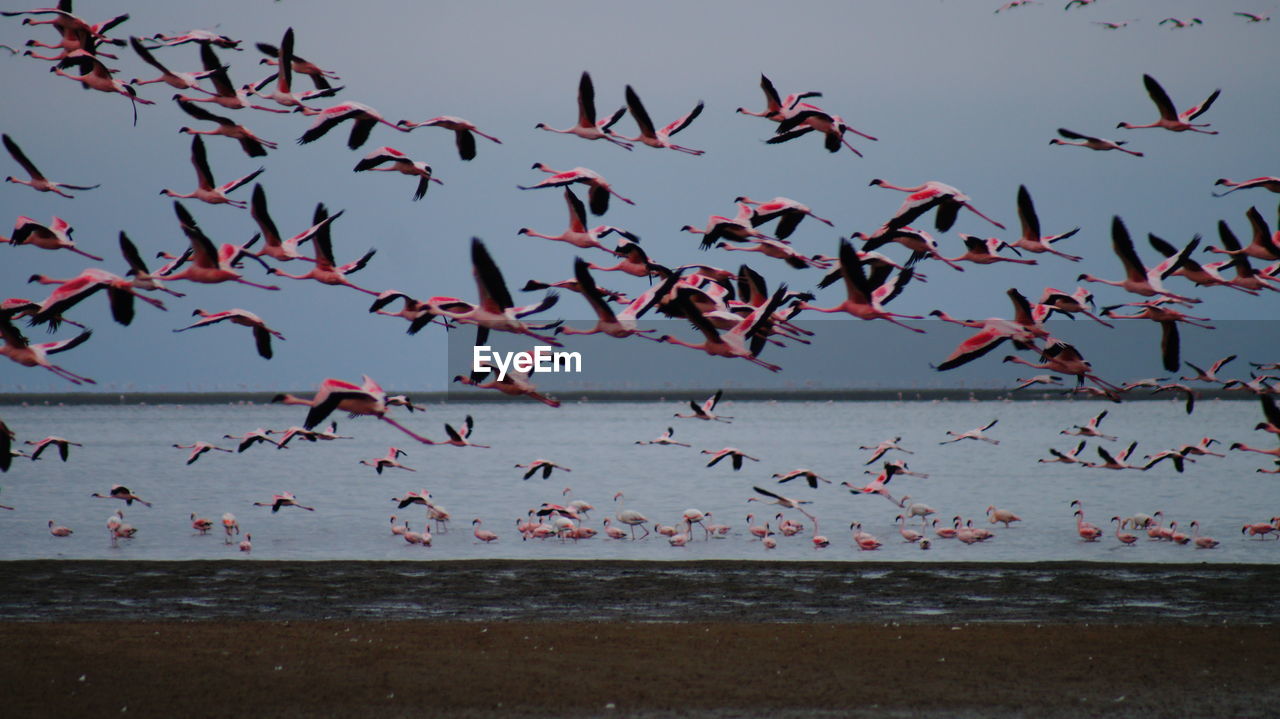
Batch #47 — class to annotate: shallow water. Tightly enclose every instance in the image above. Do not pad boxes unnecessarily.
[1,398,1278,563]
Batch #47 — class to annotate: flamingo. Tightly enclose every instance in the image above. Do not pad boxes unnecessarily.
[1080,441,1144,470]
[674,390,734,423]
[1242,521,1279,540]
[48,520,73,536]
[472,518,498,543]
[1205,221,1280,293]
[657,285,789,372]
[222,513,240,543]
[267,204,379,295]
[0,316,94,384]
[1205,207,1280,262]
[7,216,103,261]
[940,419,1000,445]
[3,133,99,197]
[160,202,280,290]
[620,85,704,155]
[870,178,1005,233]
[611,492,650,539]
[795,239,923,333]
[174,98,277,158]
[986,506,1021,528]
[359,447,415,475]
[849,522,882,550]
[885,459,929,479]
[246,28,343,111]
[1012,375,1063,391]
[770,108,877,156]
[253,492,315,512]
[239,534,252,552]
[1003,339,1122,395]
[247,184,340,262]
[397,115,501,160]
[859,437,913,464]
[895,515,923,543]
[733,196,834,240]
[749,486,816,522]
[107,510,136,545]
[995,1,1039,11]
[555,258,674,338]
[1233,11,1271,22]
[1157,17,1203,29]
[932,519,958,539]
[49,50,154,124]
[24,436,81,461]
[1070,504,1103,542]
[116,232,184,298]
[1038,287,1112,326]
[635,427,691,447]
[1117,74,1218,134]
[1060,410,1117,440]
[91,484,150,507]
[128,35,220,91]
[899,496,936,521]
[174,44,288,113]
[947,235,1037,266]
[272,375,432,443]
[149,29,241,49]
[453,363,561,408]
[160,136,263,208]
[28,268,168,327]
[772,469,830,488]
[221,428,285,453]
[680,203,777,250]
[519,188,639,254]
[1252,395,1280,435]
[1049,128,1143,157]
[190,513,213,534]
[775,513,804,537]
[734,74,822,123]
[1168,521,1191,545]
[929,289,1050,370]
[713,238,830,270]
[1110,517,1138,546]
[585,239,669,278]
[173,308,285,360]
[352,147,442,201]
[519,163,635,216]
[515,459,571,480]
[255,38,340,90]
[841,464,900,505]
[297,101,410,149]
[1037,440,1088,465]
[1213,177,1280,197]
[702,447,761,471]
[1009,186,1083,261]
[173,441,234,465]
[534,71,633,150]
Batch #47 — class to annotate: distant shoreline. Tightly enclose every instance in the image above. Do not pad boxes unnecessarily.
[0,387,1252,406]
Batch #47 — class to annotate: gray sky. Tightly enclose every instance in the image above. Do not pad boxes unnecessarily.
[1,0,1278,393]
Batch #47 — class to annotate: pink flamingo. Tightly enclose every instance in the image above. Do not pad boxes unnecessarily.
[621,85,704,155]
[160,136,263,208]
[4,133,99,197]
[1110,517,1138,546]
[519,163,635,216]
[7,216,103,260]
[472,518,498,543]
[173,309,284,360]
[1049,128,1143,157]
[870,178,1005,233]
[0,317,94,384]
[1117,74,1218,134]
[272,375,433,443]
[534,71,633,150]
[397,115,502,161]
[352,147,442,202]
[160,203,279,290]
[1189,521,1218,549]
[176,98,277,158]
[253,492,315,513]
[795,239,923,332]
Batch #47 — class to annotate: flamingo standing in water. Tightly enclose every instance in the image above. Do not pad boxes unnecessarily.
[1070,501,1103,541]
[1117,74,1219,134]
[4,133,99,197]
[1188,521,1218,549]
[1111,517,1138,546]
[48,520,73,536]
[612,492,650,540]
[472,518,498,543]
[534,71,632,150]
[987,506,1021,527]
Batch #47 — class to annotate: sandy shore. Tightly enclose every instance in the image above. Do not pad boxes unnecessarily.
[3,621,1276,718]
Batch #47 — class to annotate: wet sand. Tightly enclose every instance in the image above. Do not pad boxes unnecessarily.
[3,621,1277,718]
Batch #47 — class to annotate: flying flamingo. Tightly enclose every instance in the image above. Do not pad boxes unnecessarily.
[940,419,1000,445]
[555,258,675,338]
[1213,177,1280,197]
[1117,74,1219,134]
[870,178,1005,233]
[769,108,877,156]
[128,35,221,91]
[635,427,691,447]
[841,464,900,504]
[28,268,168,327]
[519,163,635,216]
[91,484,151,507]
[173,308,285,360]
[425,415,490,449]
[1049,128,1143,157]
[267,205,378,295]
[657,286,789,371]
[359,447,415,475]
[160,135,263,208]
[175,98,277,158]
[621,85,704,155]
[674,390,733,423]
[7,216,103,260]
[24,436,81,461]
[534,71,633,150]
[734,196,834,239]
[929,289,1050,371]
[795,239,923,333]
[149,29,241,49]
[701,447,760,471]
[255,38,340,89]
[515,459,571,480]
[396,115,502,160]
[174,44,288,113]
[50,50,154,124]
[1157,17,1203,29]
[0,316,94,384]
[1009,186,1083,261]
[1078,216,1202,302]
[749,486,816,522]
[734,74,822,123]
[947,235,1037,266]
[246,28,343,111]
[3,133,99,197]
[859,437,913,464]
[771,469,830,488]
[1003,339,1122,394]
[297,101,410,149]
[173,441,234,464]
[1060,410,1117,440]
[272,375,433,443]
[253,492,315,512]
[160,202,280,290]
[1037,440,1088,465]
[1080,441,1144,470]
[352,147,442,201]
[518,188,639,254]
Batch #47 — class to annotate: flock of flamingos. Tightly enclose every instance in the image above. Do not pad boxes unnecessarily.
[0,2,1278,556]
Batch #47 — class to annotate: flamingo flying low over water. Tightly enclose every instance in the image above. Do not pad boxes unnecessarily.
[253,491,315,512]
[272,375,433,444]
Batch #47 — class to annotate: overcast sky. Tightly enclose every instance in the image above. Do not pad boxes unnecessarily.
[1,0,1277,393]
